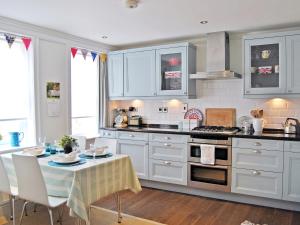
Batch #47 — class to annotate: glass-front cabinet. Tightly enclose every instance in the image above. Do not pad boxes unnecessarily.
[156,47,187,96]
[244,37,286,95]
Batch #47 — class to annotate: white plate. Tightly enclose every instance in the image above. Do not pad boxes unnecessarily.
[22,149,45,157]
[52,156,80,164]
[84,150,107,157]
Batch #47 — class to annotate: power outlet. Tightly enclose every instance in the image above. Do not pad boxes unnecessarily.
[182,103,188,113]
[158,107,163,113]
[163,107,168,113]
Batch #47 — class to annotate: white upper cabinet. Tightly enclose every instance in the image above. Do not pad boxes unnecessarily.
[286,35,300,94]
[107,42,196,99]
[108,53,124,97]
[124,50,156,97]
[244,36,286,95]
[156,47,187,96]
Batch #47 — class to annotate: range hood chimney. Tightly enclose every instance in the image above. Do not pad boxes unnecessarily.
[190,32,242,80]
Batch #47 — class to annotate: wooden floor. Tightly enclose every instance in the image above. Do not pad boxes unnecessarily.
[95,187,300,225]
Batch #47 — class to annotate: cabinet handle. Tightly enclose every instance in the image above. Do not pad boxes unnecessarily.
[154,92,157,96]
[145,143,149,146]
[254,142,262,146]
[253,150,261,154]
[183,91,187,95]
[246,90,250,94]
[164,137,171,140]
[287,90,293,93]
[129,134,134,137]
[164,161,172,165]
[252,170,261,176]
[164,143,171,147]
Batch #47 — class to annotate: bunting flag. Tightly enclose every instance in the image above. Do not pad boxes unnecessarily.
[21,37,32,50]
[81,49,88,60]
[4,34,16,48]
[91,51,97,62]
[100,53,107,62]
[71,47,78,58]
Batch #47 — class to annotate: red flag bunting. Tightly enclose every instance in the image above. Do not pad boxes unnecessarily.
[71,47,78,58]
[81,49,88,60]
[21,37,32,50]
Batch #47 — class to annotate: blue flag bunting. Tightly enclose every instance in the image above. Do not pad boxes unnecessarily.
[4,34,16,48]
[91,52,97,61]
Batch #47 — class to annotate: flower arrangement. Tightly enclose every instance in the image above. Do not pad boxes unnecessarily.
[58,135,78,154]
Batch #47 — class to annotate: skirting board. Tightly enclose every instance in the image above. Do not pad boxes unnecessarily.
[140,180,300,212]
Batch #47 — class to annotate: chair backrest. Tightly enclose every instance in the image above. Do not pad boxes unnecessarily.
[12,154,49,206]
[71,135,87,150]
[0,156,12,194]
[94,137,118,154]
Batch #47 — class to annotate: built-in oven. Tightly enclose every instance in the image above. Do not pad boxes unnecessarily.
[187,137,232,192]
[188,162,231,192]
[188,138,232,166]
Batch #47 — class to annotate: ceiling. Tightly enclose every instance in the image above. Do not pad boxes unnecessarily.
[1,0,300,47]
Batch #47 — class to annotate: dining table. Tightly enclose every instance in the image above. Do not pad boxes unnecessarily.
[0,150,142,224]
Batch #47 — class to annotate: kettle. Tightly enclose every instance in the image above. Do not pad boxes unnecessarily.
[284,118,300,134]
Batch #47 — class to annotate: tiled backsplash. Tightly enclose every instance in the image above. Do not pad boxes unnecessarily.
[109,79,300,129]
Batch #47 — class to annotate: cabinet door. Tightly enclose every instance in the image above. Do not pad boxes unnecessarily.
[283,152,300,202]
[244,37,286,95]
[156,47,187,96]
[149,159,187,185]
[108,53,124,97]
[117,139,149,179]
[232,168,283,199]
[124,50,156,97]
[287,35,300,93]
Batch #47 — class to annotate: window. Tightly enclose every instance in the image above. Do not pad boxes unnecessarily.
[71,52,99,135]
[0,37,35,146]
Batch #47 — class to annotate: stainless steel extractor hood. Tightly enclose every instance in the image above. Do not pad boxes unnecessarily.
[190,32,242,80]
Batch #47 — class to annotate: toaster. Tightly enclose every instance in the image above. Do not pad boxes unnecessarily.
[128,116,142,126]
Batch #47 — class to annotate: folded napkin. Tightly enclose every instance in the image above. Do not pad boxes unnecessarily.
[241,220,268,225]
[200,144,215,165]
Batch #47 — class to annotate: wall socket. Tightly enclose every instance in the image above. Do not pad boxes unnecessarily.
[182,103,188,113]
[158,107,163,113]
[163,107,168,113]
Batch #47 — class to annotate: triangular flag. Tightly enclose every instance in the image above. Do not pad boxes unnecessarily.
[21,37,32,50]
[81,49,88,60]
[91,52,97,61]
[4,34,16,48]
[71,47,78,58]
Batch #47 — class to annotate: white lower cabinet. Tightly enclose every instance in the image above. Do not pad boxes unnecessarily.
[149,159,187,185]
[117,139,149,179]
[149,142,187,162]
[232,168,283,199]
[232,148,283,172]
[283,152,300,202]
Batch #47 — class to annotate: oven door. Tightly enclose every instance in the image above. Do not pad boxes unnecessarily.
[188,162,231,192]
[188,143,232,165]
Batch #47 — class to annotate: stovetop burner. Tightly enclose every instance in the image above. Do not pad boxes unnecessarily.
[192,126,239,134]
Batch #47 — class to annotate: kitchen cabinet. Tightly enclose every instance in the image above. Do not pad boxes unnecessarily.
[149,159,187,185]
[107,42,196,99]
[124,50,156,97]
[108,53,124,97]
[117,139,149,179]
[283,152,300,202]
[232,168,283,199]
[232,138,284,151]
[244,36,286,95]
[156,47,187,96]
[149,142,187,162]
[287,35,300,93]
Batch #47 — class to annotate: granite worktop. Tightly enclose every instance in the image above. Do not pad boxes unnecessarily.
[101,125,300,141]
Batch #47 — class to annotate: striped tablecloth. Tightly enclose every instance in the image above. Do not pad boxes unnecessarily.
[0,153,142,223]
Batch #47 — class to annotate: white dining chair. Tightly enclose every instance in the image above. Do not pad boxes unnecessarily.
[94,137,118,155]
[0,156,18,225]
[12,154,67,225]
[71,135,87,151]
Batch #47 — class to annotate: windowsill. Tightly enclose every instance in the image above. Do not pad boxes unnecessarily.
[0,144,35,154]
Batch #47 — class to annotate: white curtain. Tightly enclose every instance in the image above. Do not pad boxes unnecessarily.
[99,53,109,128]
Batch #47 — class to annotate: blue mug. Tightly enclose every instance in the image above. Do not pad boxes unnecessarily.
[9,132,24,147]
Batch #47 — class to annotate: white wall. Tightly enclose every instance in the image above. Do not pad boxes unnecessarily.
[0,16,113,142]
[110,34,300,129]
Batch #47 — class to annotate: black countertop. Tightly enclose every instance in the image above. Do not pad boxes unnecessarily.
[101,125,300,141]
